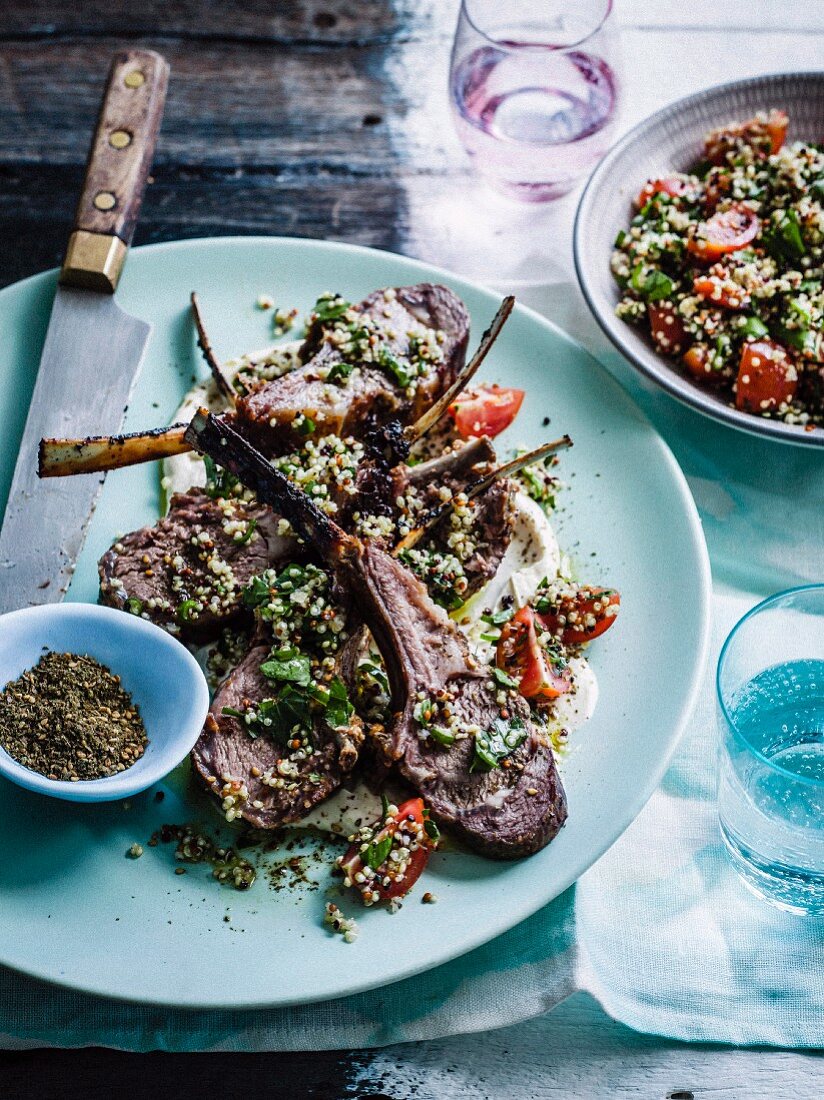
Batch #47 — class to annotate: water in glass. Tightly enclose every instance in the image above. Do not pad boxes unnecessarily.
[719,658,824,912]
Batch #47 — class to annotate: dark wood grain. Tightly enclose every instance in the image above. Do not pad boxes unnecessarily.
[72,49,169,243]
[0,0,431,45]
[0,1048,366,1100]
[0,40,409,167]
[0,25,451,287]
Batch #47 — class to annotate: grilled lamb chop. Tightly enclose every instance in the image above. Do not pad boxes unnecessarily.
[97,433,510,641]
[39,293,513,479]
[96,293,518,639]
[99,487,293,642]
[186,411,569,859]
[194,641,364,829]
[235,284,471,454]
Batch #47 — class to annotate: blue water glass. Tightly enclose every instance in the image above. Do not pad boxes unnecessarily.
[717,585,824,914]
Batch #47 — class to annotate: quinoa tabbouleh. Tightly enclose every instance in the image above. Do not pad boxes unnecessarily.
[611,109,824,428]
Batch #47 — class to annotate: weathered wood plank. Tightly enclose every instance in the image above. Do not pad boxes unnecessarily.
[0,163,412,284]
[6,0,824,42]
[0,0,430,45]
[349,993,824,1099]
[0,39,403,169]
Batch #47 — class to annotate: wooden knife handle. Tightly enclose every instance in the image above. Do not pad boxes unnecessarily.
[60,49,169,293]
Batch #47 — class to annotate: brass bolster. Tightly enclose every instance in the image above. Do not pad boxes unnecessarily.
[60,231,128,294]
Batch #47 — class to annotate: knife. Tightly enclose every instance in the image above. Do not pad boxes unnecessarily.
[0,49,169,614]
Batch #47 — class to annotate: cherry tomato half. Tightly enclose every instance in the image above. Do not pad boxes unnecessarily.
[735,340,798,414]
[535,587,621,647]
[449,384,525,439]
[693,275,751,310]
[687,204,760,260]
[648,302,689,355]
[704,110,788,165]
[497,606,572,701]
[683,345,713,382]
[339,797,434,903]
[636,176,693,209]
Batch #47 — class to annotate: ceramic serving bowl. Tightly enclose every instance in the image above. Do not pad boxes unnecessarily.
[0,602,209,802]
[574,71,824,447]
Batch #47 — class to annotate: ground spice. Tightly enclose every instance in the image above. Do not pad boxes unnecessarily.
[148,823,256,890]
[0,651,147,781]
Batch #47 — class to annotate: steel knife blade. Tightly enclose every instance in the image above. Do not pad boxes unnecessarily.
[0,49,169,614]
[0,288,151,612]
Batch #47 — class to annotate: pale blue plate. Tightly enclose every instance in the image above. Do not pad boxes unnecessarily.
[0,237,711,1008]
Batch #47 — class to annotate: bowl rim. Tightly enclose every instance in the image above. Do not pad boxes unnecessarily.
[0,602,209,801]
[573,69,824,449]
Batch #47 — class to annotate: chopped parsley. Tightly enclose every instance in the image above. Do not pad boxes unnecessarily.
[472,717,528,771]
[203,455,239,500]
[312,292,351,323]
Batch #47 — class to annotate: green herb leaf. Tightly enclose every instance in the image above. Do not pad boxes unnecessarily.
[377,344,412,388]
[238,517,258,545]
[424,816,441,843]
[257,689,312,740]
[481,608,514,626]
[788,298,812,325]
[359,661,389,695]
[764,209,806,262]
[243,574,272,607]
[124,597,144,616]
[259,649,312,688]
[614,229,626,248]
[630,263,674,302]
[327,360,355,383]
[364,834,393,870]
[777,324,817,355]
[177,599,200,623]
[325,677,355,730]
[312,293,351,323]
[203,455,239,500]
[429,725,456,746]
[471,717,528,772]
[739,315,769,340]
[380,792,390,823]
[221,705,258,738]
[491,666,519,690]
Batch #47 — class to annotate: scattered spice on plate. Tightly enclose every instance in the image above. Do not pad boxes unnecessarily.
[0,651,147,781]
[148,823,256,890]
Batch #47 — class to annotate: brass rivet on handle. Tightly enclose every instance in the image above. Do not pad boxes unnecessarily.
[108,129,132,149]
[93,191,117,211]
[124,70,145,88]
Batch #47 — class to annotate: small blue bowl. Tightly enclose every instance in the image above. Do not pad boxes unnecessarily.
[0,603,209,802]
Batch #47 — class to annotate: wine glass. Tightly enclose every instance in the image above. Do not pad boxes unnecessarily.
[449,0,622,201]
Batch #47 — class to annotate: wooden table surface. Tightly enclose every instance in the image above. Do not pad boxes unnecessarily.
[1,1,822,1096]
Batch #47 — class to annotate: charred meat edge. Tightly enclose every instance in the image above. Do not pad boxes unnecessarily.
[38,294,513,478]
[186,411,569,860]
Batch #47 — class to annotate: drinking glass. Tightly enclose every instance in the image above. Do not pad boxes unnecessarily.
[717,586,824,914]
[449,0,621,201]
